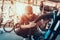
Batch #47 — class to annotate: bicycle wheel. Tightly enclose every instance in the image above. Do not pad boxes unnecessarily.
[14,23,21,34]
[3,22,14,33]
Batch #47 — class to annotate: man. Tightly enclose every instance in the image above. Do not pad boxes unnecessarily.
[15,5,54,40]
[15,5,38,40]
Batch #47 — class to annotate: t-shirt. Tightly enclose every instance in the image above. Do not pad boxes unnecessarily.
[19,13,38,25]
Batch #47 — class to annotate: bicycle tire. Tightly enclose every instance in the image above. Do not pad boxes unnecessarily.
[3,22,14,33]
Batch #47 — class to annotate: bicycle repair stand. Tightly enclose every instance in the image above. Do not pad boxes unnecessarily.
[44,10,60,40]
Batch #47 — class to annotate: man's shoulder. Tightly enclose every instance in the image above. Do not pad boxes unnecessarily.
[21,14,28,18]
[21,14,26,17]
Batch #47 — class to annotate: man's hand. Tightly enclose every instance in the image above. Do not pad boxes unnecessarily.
[29,22,36,27]
[21,22,36,29]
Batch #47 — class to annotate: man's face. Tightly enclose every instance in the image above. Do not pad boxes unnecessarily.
[25,6,33,14]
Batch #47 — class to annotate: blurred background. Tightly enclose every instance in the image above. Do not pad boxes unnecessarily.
[0,0,60,40]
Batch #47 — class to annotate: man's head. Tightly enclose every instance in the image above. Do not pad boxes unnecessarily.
[25,6,33,14]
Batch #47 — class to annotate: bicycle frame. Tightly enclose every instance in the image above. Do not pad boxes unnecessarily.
[44,10,60,40]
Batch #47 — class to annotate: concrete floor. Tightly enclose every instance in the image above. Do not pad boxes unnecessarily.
[0,28,24,40]
[0,28,60,40]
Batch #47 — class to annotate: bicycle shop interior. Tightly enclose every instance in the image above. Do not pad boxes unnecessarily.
[0,0,60,40]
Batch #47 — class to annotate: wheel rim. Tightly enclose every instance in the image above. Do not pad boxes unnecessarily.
[3,22,14,33]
